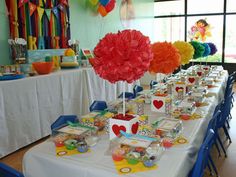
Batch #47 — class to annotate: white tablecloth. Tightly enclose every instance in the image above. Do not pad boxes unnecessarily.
[0,67,138,158]
[23,71,228,177]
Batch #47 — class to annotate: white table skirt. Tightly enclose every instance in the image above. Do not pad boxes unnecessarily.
[0,67,138,158]
[22,71,228,177]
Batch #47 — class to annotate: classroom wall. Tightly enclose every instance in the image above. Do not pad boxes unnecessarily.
[0,0,10,65]
[70,0,154,49]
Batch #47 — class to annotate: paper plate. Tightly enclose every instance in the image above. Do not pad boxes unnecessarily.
[0,74,25,81]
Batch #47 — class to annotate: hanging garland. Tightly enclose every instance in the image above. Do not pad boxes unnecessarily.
[5,0,71,50]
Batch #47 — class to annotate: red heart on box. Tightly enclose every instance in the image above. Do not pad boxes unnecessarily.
[197,72,202,76]
[203,68,209,70]
[153,100,164,109]
[112,125,126,136]
[175,87,183,92]
[188,77,195,83]
[131,122,139,134]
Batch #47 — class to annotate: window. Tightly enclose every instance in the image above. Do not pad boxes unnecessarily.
[227,0,236,12]
[154,17,184,42]
[225,15,236,63]
[187,0,224,14]
[154,0,236,65]
[154,0,184,16]
[187,16,223,62]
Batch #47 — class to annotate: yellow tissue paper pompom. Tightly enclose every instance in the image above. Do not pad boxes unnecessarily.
[64,48,75,56]
[173,41,194,65]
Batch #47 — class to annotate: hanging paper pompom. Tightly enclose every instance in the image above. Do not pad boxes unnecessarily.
[189,41,205,59]
[105,0,116,13]
[149,42,181,74]
[207,42,217,55]
[173,41,194,65]
[201,43,211,57]
[90,30,153,83]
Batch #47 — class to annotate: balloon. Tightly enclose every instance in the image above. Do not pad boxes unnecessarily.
[87,0,99,14]
[105,0,115,13]
[99,0,109,6]
[89,0,99,5]
[189,41,205,59]
[173,41,194,65]
[90,30,153,83]
[149,42,181,74]
[98,5,107,17]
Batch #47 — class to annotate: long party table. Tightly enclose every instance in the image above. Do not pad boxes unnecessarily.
[23,69,228,177]
[0,67,137,158]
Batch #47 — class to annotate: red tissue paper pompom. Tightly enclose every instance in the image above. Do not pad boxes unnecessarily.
[90,30,153,83]
[149,42,181,74]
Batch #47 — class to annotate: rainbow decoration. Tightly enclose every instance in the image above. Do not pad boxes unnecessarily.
[5,0,71,50]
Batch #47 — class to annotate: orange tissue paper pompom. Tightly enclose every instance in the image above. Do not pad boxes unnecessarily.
[149,42,181,74]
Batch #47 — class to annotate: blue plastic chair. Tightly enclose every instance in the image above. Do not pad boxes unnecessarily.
[0,162,24,177]
[89,100,108,112]
[203,110,223,176]
[118,92,134,99]
[150,80,158,89]
[133,85,143,98]
[219,92,233,144]
[189,129,215,177]
[50,115,78,132]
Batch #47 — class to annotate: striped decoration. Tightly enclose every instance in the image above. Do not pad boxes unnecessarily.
[5,0,71,50]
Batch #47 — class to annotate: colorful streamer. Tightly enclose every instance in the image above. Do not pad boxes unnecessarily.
[5,0,70,50]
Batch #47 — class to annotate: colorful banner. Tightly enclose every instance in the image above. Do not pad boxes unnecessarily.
[5,0,70,50]
[37,7,45,21]
[45,9,51,20]
[18,0,29,8]
[61,0,68,6]
[29,2,37,16]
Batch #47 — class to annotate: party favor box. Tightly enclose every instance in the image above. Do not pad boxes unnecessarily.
[81,111,114,131]
[153,118,183,139]
[109,115,139,140]
[187,75,198,85]
[187,92,204,103]
[196,69,204,77]
[177,99,196,115]
[173,82,187,96]
[151,94,170,113]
